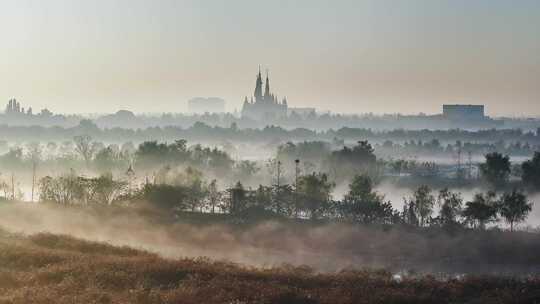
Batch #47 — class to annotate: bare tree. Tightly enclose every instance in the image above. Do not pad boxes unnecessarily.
[73,135,95,166]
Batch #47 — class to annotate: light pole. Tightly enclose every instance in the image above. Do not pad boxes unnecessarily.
[294,159,300,217]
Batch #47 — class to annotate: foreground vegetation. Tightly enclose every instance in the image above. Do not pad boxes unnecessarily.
[0,229,539,304]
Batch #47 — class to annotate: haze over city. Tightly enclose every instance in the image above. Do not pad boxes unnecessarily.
[1,0,539,115]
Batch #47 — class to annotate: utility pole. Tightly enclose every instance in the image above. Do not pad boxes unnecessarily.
[457,146,462,172]
[11,173,15,201]
[467,151,472,180]
[275,160,282,214]
[294,159,300,217]
[276,160,281,188]
[31,161,36,202]
[126,164,135,196]
[456,145,462,180]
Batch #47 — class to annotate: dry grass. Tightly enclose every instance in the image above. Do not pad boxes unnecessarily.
[0,229,539,303]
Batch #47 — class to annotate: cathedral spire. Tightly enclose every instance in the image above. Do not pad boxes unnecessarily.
[264,69,271,100]
[254,67,263,102]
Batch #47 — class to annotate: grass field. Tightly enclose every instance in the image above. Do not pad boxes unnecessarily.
[0,229,539,304]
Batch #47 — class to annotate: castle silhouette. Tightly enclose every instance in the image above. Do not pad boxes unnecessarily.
[241,68,288,120]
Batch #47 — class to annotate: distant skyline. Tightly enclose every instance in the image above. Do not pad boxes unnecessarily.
[1,0,539,116]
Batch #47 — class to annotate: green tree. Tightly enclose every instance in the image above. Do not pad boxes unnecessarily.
[405,185,435,227]
[142,183,189,211]
[297,173,335,220]
[480,152,511,187]
[499,189,532,231]
[328,140,377,181]
[462,192,498,229]
[341,174,394,224]
[437,188,463,227]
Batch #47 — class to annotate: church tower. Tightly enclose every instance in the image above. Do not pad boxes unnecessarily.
[254,67,263,103]
[242,67,289,120]
[264,71,271,102]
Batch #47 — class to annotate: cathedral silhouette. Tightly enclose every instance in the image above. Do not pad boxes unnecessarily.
[241,68,288,120]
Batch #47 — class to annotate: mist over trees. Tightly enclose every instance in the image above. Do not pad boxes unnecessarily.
[0,122,538,234]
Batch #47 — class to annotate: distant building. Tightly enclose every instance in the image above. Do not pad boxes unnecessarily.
[443,104,485,121]
[4,98,33,116]
[241,68,288,120]
[188,97,226,114]
[288,107,316,117]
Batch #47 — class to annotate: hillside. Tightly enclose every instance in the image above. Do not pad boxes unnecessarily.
[0,229,539,304]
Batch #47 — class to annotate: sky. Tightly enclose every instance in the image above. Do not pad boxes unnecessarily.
[0,0,539,116]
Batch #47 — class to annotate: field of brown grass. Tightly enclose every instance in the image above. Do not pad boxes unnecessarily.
[0,229,539,304]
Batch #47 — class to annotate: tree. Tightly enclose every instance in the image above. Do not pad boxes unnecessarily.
[272,184,294,216]
[328,140,377,181]
[437,188,463,227]
[26,142,42,163]
[228,181,248,214]
[522,152,540,190]
[297,172,335,219]
[206,179,222,214]
[402,199,419,226]
[94,146,121,173]
[462,192,498,229]
[341,174,394,224]
[142,183,189,211]
[405,185,435,227]
[499,189,532,231]
[38,171,87,205]
[235,160,260,180]
[73,135,95,166]
[480,152,511,187]
[185,178,207,212]
[87,173,127,205]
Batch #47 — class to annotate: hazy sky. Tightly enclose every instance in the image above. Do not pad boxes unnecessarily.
[1,0,539,116]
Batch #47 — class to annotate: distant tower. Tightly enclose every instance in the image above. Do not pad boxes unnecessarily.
[254,67,263,103]
[264,70,271,101]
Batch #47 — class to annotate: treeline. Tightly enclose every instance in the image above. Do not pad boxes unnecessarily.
[2,136,540,194]
[0,137,534,231]
[0,119,539,143]
[277,140,540,189]
[376,138,538,158]
[33,169,534,232]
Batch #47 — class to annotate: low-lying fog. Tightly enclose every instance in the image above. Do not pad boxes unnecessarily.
[1,201,540,275]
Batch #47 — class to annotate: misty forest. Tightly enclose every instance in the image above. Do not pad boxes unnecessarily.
[3,1,540,303]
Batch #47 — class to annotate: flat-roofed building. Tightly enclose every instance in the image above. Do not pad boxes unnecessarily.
[443,104,485,121]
